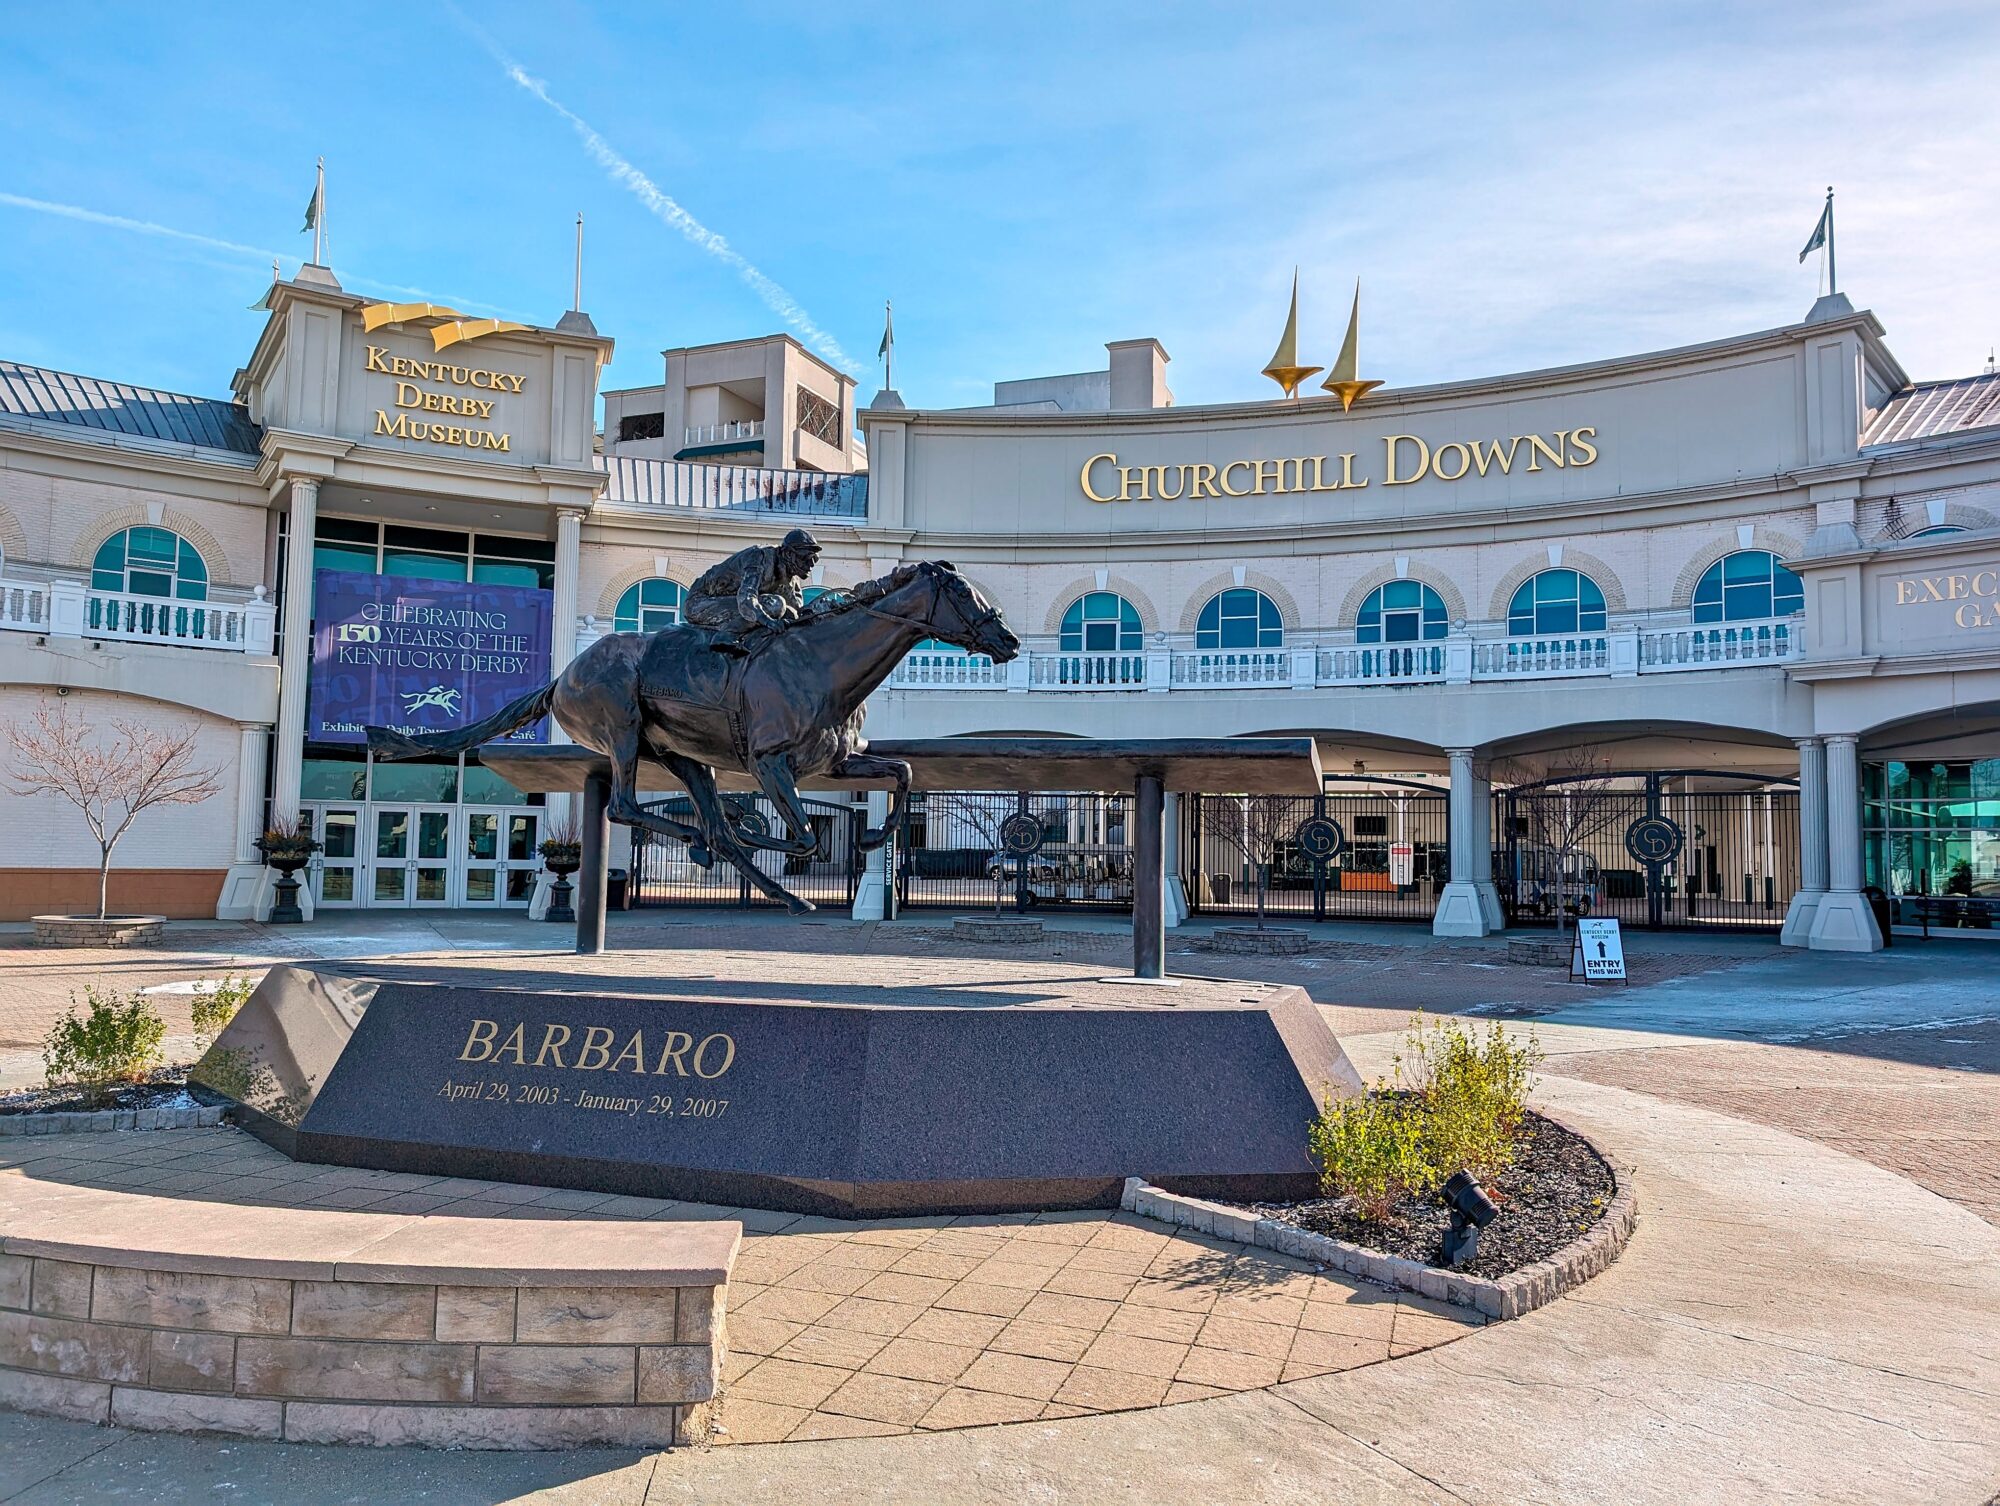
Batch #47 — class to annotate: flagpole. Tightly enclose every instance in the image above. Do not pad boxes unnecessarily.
[573,213,584,312]
[313,158,325,266]
[1825,186,1836,296]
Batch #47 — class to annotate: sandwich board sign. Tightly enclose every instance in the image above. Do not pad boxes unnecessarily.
[1571,917,1627,983]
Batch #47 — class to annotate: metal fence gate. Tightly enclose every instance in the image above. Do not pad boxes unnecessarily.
[898,790,1136,911]
[629,794,862,909]
[1184,783,1451,923]
[1495,772,1799,931]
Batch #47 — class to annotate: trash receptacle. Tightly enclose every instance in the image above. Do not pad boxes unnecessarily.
[609,869,628,909]
[1864,885,1892,948]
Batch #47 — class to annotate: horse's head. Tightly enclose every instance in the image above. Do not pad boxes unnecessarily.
[917,561,1020,663]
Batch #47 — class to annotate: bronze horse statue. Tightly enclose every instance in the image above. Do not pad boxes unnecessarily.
[367,561,1019,913]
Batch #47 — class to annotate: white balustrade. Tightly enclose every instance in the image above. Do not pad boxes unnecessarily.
[0,578,49,633]
[1638,617,1801,671]
[1170,650,1291,688]
[0,577,273,653]
[867,613,1810,696]
[1317,643,1451,686]
[683,420,765,446]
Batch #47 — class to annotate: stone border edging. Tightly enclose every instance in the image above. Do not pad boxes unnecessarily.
[0,1106,225,1138]
[1120,1116,1636,1321]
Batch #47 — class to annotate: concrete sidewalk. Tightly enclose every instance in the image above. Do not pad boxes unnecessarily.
[1,1023,1995,1504]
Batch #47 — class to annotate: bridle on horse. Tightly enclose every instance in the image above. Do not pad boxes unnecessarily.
[851,573,1004,649]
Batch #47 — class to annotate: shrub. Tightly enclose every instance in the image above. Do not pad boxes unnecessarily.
[1307,1088,1434,1221]
[1307,1013,1542,1223]
[190,974,254,1054]
[1400,1014,1541,1182]
[44,986,167,1103]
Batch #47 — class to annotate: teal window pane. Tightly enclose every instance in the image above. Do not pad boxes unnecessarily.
[300,749,367,802]
[382,551,467,583]
[1061,591,1141,651]
[314,542,377,575]
[368,755,460,803]
[472,559,551,589]
[614,579,684,633]
[463,760,540,807]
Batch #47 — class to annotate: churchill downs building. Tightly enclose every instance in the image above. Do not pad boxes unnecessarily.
[2,259,1997,952]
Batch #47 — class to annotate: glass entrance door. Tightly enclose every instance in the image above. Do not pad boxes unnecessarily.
[371,806,455,906]
[464,809,541,907]
[309,805,363,908]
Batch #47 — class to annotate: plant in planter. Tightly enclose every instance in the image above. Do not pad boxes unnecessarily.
[255,818,321,925]
[539,817,584,923]
[1,698,222,930]
[43,985,168,1108]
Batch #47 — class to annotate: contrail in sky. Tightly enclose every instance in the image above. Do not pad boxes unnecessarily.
[0,190,506,313]
[450,9,859,371]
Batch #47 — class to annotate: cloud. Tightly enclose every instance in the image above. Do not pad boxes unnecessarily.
[0,190,508,316]
[449,8,859,372]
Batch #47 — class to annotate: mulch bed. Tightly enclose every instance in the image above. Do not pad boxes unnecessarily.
[0,1065,198,1116]
[1241,1111,1615,1279]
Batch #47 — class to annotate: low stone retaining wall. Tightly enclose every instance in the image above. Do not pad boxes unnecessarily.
[1209,926,1311,956]
[1506,937,1571,968]
[951,915,1046,943]
[0,1105,225,1138]
[0,1186,737,1448]
[1122,1118,1636,1321]
[30,915,165,948]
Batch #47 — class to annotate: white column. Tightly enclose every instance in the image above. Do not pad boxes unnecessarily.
[1163,791,1188,927]
[269,478,318,829]
[851,790,892,920]
[1433,748,1491,937]
[551,508,583,674]
[1780,737,1827,946]
[233,724,269,863]
[215,723,274,920]
[1470,763,1504,932]
[1807,733,1882,951]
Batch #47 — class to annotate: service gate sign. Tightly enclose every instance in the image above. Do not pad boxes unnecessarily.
[308,569,552,745]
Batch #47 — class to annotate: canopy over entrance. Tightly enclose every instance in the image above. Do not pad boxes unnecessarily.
[483,737,1325,977]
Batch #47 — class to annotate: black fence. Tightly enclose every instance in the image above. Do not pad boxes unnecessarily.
[1183,788,1450,923]
[897,791,1136,912]
[630,794,861,909]
[1495,775,1800,931]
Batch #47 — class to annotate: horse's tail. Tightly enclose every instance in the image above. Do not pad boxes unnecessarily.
[366,681,558,761]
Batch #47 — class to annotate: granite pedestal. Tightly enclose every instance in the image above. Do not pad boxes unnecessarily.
[191,958,1363,1218]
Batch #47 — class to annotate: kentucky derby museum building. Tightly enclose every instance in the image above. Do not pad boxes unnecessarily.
[1,260,1997,952]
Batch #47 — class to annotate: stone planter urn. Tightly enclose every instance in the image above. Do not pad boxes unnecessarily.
[255,835,321,925]
[541,840,583,924]
[1210,925,1311,956]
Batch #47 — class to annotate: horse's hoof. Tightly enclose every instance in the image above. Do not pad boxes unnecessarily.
[786,897,816,915]
[689,845,712,869]
[859,827,887,851]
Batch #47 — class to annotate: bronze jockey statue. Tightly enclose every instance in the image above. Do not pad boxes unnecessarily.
[684,527,823,656]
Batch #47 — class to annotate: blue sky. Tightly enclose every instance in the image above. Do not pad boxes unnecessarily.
[1,2,1995,411]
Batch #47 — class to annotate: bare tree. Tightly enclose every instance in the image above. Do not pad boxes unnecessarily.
[3,699,223,920]
[1496,748,1627,936]
[917,792,1020,914]
[1197,795,1295,930]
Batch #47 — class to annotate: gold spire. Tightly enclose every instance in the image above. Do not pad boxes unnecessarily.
[1261,269,1322,398]
[1320,279,1384,411]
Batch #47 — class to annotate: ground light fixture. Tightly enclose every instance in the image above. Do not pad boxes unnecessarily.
[1441,1169,1500,1268]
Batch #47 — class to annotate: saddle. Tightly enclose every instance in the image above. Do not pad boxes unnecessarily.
[635,622,755,711]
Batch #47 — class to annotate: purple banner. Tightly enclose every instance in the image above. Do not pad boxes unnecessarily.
[308,569,551,745]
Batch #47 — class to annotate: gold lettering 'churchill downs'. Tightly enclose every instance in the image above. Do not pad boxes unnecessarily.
[1080,427,1597,503]
[457,1017,738,1079]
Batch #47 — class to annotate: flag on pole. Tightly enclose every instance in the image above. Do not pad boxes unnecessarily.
[301,178,323,235]
[877,301,894,360]
[1798,195,1830,262]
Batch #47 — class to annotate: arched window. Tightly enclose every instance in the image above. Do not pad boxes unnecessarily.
[1059,591,1142,652]
[1195,588,1283,649]
[1691,551,1802,623]
[1356,581,1448,643]
[612,578,685,633]
[1507,569,1605,636]
[1909,525,1966,539]
[801,585,830,604]
[90,526,208,600]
